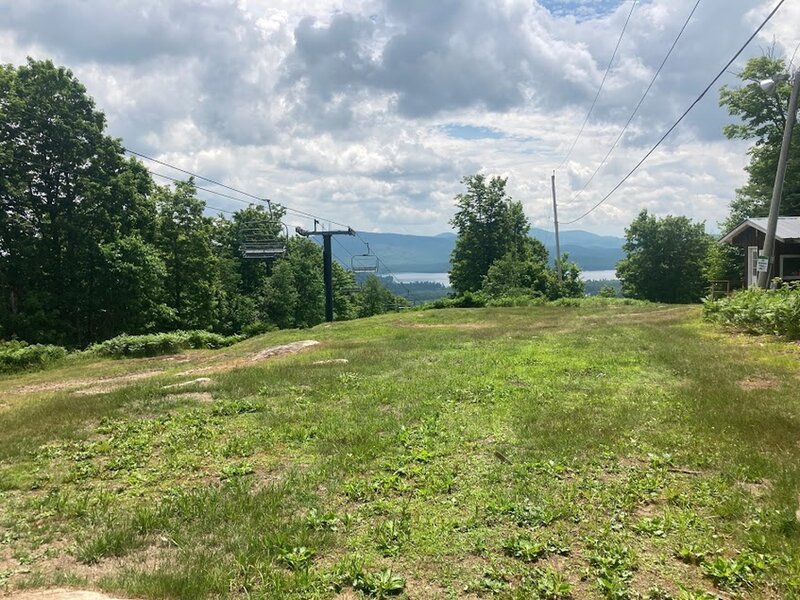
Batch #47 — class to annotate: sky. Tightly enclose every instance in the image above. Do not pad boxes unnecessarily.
[1,0,798,237]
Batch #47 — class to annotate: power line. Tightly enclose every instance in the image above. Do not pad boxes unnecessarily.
[561,0,702,208]
[149,170,257,207]
[559,0,787,226]
[125,147,358,232]
[124,148,265,202]
[557,0,638,169]
[17,144,418,287]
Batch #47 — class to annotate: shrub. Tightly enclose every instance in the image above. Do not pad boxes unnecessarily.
[427,291,487,310]
[88,330,241,358]
[240,321,277,337]
[487,295,547,308]
[0,341,69,374]
[703,282,800,339]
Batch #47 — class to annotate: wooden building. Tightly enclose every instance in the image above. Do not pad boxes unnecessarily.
[720,217,800,286]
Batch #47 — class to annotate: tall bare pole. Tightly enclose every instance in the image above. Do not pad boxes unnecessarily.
[551,171,563,282]
[758,69,800,288]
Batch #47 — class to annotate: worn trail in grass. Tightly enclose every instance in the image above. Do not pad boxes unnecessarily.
[1,303,800,599]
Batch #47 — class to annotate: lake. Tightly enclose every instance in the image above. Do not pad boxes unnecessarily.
[393,270,619,286]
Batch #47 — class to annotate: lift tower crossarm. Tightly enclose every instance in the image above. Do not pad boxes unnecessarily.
[295,226,356,322]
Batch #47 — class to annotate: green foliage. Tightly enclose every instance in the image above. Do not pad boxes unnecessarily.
[701,551,770,590]
[598,284,618,298]
[0,59,160,346]
[719,56,800,226]
[547,257,585,299]
[617,210,712,303]
[77,526,145,565]
[279,545,314,572]
[482,247,549,299]
[533,567,573,599]
[356,274,405,318]
[0,341,68,374]
[375,517,409,556]
[503,535,547,562]
[262,259,298,329]
[332,262,358,320]
[88,330,239,358]
[427,290,487,309]
[703,282,800,338]
[354,568,406,598]
[155,180,221,331]
[449,174,532,294]
[285,238,325,328]
[704,242,743,288]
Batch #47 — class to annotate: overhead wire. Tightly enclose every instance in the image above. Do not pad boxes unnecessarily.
[557,0,638,169]
[561,0,702,208]
[124,147,360,231]
[124,148,413,292]
[559,0,787,226]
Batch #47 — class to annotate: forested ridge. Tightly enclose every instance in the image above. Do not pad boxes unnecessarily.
[0,59,403,348]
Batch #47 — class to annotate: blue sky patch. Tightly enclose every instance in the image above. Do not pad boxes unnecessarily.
[539,0,626,20]
[441,124,506,140]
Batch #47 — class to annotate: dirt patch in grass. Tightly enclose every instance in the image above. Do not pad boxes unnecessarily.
[8,341,320,398]
[179,340,320,375]
[738,375,780,391]
[6,591,135,600]
[163,391,214,403]
[162,377,213,390]
[737,479,772,498]
[13,370,163,396]
[397,322,490,330]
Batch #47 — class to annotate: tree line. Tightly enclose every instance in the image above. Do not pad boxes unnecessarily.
[2,52,795,348]
[615,55,799,303]
[445,55,799,306]
[0,59,405,347]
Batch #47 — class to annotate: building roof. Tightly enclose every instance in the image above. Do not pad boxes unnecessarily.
[719,217,800,244]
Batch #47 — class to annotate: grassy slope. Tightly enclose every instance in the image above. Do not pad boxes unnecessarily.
[1,303,799,599]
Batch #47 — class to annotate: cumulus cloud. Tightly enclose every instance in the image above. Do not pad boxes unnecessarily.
[0,0,797,238]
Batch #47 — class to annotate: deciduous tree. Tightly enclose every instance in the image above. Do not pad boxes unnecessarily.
[616,210,711,303]
[449,175,531,293]
[719,55,800,226]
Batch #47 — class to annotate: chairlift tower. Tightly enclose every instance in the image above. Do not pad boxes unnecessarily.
[295,225,356,322]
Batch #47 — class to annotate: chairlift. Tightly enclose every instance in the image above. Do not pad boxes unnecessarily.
[351,243,379,274]
[239,204,289,259]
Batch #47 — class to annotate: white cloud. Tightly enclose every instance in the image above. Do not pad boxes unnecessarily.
[0,0,794,238]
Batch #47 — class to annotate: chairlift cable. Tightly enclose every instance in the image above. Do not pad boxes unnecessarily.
[559,0,787,226]
[560,0,702,208]
[556,0,638,170]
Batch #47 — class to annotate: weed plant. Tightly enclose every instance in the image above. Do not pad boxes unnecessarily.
[704,281,800,338]
[0,340,68,373]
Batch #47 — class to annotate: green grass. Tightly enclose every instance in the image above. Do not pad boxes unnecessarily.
[1,303,799,598]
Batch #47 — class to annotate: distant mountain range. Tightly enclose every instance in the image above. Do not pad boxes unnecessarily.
[333,228,625,273]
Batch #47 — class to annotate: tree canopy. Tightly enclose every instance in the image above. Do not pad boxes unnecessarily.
[449,175,532,294]
[448,174,583,300]
[719,55,800,227]
[616,210,711,303]
[0,59,406,346]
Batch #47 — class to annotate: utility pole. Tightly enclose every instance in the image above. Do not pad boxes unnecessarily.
[296,226,355,322]
[758,69,800,289]
[551,171,563,282]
